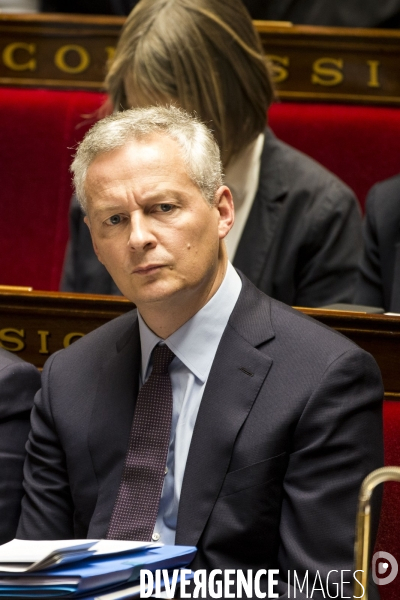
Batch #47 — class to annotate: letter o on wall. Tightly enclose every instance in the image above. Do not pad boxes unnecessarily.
[54,45,90,74]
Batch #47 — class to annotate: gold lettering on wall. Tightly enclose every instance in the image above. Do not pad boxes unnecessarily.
[38,330,50,355]
[63,332,84,347]
[367,60,381,88]
[266,55,289,83]
[0,328,25,352]
[105,46,116,64]
[311,58,344,87]
[54,45,90,74]
[2,42,36,72]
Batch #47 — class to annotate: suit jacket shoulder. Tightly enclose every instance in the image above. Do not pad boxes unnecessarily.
[45,308,138,375]
[262,130,356,202]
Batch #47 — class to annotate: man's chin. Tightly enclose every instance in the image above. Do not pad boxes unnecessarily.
[122,281,182,307]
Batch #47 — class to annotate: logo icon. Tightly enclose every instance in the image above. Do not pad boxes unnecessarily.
[372,551,398,585]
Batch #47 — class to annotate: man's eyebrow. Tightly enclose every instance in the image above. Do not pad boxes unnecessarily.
[91,205,124,215]
[142,189,184,201]
[90,190,186,216]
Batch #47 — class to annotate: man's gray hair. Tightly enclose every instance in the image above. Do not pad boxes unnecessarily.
[71,105,223,211]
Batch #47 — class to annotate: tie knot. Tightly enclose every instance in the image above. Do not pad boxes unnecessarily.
[151,344,175,375]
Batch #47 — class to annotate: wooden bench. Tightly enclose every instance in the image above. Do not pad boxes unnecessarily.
[1,289,399,399]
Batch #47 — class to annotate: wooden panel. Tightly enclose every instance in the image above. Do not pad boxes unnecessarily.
[1,14,400,104]
[0,290,399,400]
[258,23,400,105]
[0,13,123,89]
[0,289,132,366]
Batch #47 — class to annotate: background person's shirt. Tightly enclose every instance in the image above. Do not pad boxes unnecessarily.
[224,133,264,261]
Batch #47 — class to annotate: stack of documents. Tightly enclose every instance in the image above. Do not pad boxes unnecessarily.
[0,539,196,598]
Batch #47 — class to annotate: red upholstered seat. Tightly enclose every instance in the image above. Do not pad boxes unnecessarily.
[373,402,400,600]
[1,87,400,290]
[0,87,105,291]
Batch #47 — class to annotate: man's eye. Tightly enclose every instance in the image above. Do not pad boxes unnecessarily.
[159,204,173,212]
[107,214,122,225]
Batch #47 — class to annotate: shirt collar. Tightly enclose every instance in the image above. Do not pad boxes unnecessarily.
[138,262,242,383]
[224,132,265,211]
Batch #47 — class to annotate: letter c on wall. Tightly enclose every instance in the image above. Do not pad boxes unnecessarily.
[3,43,36,71]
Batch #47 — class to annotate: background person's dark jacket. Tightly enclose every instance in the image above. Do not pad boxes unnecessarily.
[354,174,400,312]
[0,348,40,544]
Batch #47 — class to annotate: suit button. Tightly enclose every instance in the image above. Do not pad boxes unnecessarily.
[152,533,161,542]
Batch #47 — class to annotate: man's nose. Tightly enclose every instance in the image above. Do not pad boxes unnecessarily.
[128,212,157,250]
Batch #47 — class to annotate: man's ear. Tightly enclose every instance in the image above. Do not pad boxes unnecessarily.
[84,215,105,265]
[215,186,235,240]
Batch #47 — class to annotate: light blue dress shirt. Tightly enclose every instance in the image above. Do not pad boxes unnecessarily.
[137,261,242,545]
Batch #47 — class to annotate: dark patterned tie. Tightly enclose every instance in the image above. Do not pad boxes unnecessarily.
[107,344,175,541]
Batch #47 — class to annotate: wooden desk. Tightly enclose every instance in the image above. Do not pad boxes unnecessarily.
[1,13,400,104]
[0,289,398,400]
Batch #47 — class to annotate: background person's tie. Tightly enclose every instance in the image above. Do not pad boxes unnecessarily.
[107,344,175,540]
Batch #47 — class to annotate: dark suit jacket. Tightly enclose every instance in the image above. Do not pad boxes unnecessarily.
[354,174,400,312]
[0,348,40,544]
[18,274,383,598]
[242,0,400,27]
[61,129,362,307]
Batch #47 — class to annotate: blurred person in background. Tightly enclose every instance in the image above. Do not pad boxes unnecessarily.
[40,0,400,27]
[244,0,400,28]
[61,0,362,308]
[354,174,400,312]
[0,0,39,12]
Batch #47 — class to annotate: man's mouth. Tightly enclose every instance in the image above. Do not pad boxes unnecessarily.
[132,264,164,275]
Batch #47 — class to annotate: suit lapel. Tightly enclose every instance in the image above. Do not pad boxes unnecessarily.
[233,128,289,290]
[87,318,141,537]
[176,278,274,546]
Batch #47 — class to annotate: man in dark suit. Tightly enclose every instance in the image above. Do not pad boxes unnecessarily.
[19,106,383,599]
[61,0,362,308]
[354,174,400,312]
[0,348,40,544]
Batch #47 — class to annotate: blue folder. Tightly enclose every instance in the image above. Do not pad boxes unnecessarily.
[0,545,196,598]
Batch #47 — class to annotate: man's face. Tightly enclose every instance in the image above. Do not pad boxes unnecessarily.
[84,135,233,311]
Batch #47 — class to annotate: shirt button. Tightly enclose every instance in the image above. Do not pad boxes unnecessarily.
[164,466,168,475]
[152,533,161,542]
